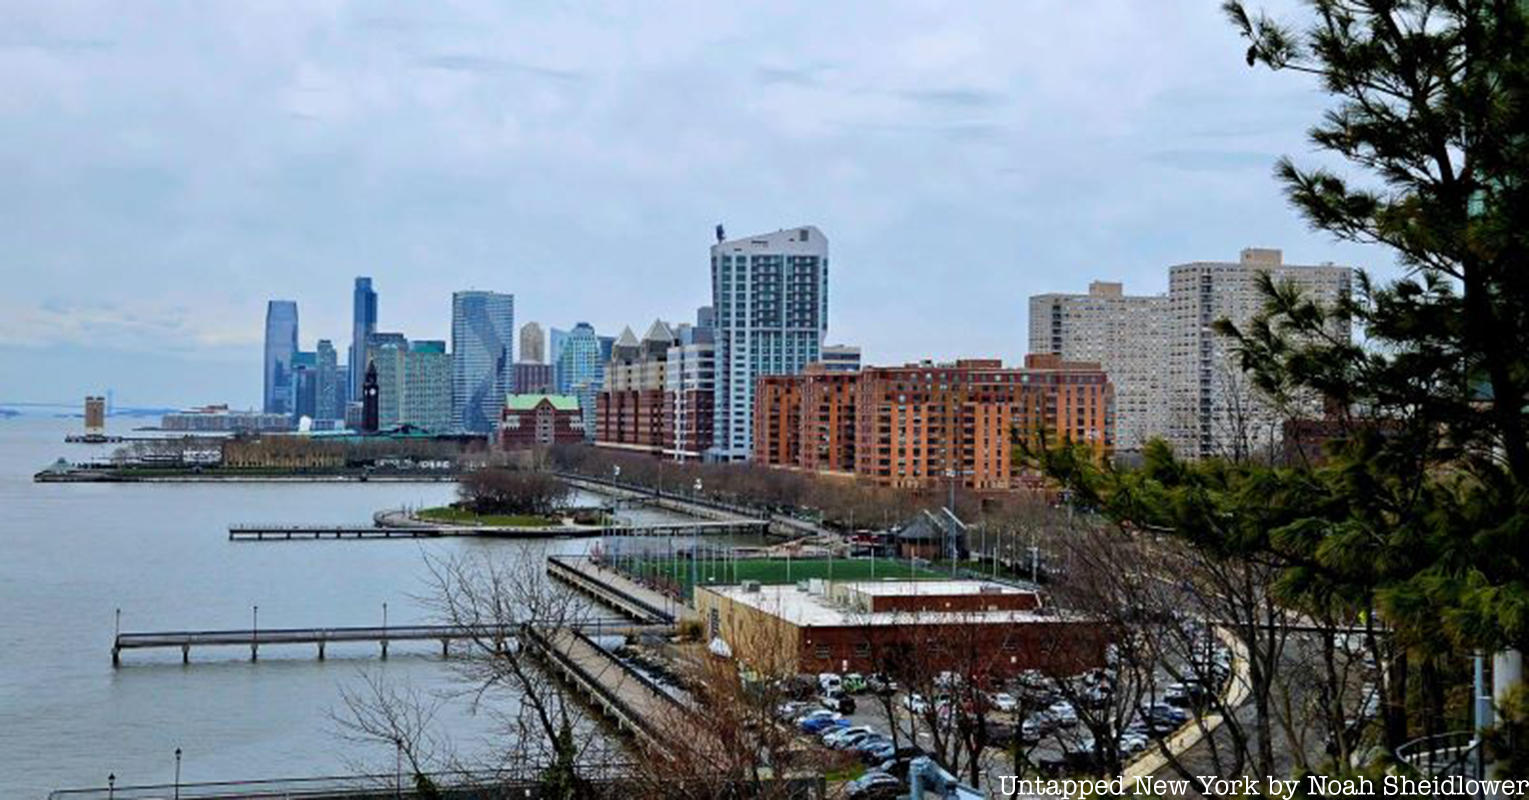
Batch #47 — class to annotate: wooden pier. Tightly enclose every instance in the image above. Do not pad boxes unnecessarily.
[229,519,769,542]
[111,618,660,666]
[546,556,680,624]
[523,625,686,748]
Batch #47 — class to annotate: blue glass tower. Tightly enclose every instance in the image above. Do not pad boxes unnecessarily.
[263,300,299,414]
[451,290,515,434]
[350,277,377,400]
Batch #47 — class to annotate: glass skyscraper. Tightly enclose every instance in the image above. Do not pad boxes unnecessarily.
[350,277,377,400]
[709,226,828,461]
[555,321,602,439]
[451,290,515,434]
[263,300,299,414]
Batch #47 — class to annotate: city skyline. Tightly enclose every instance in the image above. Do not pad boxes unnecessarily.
[0,2,1398,408]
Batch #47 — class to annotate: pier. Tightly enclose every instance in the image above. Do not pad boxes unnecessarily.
[111,618,661,666]
[546,555,682,624]
[524,625,686,747]
[229,519,768,541]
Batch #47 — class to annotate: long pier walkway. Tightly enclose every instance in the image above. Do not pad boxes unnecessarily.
[228,519,767,541]
[524,625,687,747]
[111,618,661,666]
[547,555,690,624]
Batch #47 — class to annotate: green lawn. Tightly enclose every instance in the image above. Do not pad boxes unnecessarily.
[607,556,949,596]
[417,506,560,527]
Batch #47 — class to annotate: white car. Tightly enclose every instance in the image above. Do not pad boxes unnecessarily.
[990,692,1018,713]
[819,672,843,694]
[1046,701,1079,727]
[824,725,875,748]
[902,693,929,713]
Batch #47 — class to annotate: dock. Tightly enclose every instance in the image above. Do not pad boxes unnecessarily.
[111,618,661,666]
[229,519,769,542]
[523,625,687,747]
[547,555,683,624]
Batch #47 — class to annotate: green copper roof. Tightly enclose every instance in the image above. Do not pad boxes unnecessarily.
[505,394,580,411]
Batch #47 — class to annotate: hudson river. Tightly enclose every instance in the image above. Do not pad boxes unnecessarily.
[0,414,675,798]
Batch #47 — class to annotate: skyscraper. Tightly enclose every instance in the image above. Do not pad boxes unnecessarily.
[451,290,515,434]
[555,322,602,439]
[1165,248,1352,459]
[710,225,829,461]
[519,322,546,364]
[315,339,340,425]
[1028,281,1169,453]
[404,341,452,433]
[263,300,299,414]
[549,327,568,368]
[350,277,377,400]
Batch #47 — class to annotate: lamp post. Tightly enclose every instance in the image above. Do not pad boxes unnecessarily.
[394,736,403,799]
[382,602,389,660]
[107,773,115,800]
[689,479,703,598]
[173,747,182,800]
[251,605,258,662]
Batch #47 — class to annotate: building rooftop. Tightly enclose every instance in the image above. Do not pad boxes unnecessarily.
[701,580,1064,628]
[505,394,580,411]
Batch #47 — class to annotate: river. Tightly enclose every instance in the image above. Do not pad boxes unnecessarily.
[0,414,697,797]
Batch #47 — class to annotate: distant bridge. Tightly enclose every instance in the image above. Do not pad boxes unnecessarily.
[227,519,768,542]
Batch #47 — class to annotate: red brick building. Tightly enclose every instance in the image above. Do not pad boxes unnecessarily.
[696,580,1105,678]
[753,356,1113,489]
[500,395,584,449]
[595,319,716,460]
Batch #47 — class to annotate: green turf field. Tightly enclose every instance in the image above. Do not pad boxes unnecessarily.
[605,556,950,595]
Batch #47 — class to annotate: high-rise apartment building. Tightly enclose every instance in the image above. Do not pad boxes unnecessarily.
[594,307,717,460]
[1166,248,1352,459]
[83,396,106,435]
[711,225,829,461]
[350,277,377,400]
[549,327,568,368]
[512,362,555,395]
[403,341,452,433]
[291,350,317,421]
[451,290,515,434]
[263,300,299,415]
[1028,281,1170,453]
[555,322,602,439]
[367,335,409,429]
[817,344,862,373]
[315,339,340,425]
[519,322,546,364]
[754,356,1113,489]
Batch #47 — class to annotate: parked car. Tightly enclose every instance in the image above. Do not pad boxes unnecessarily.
[860,740,897,764]
[867,673,899,695]
[818,672,843,694]
[801,715,849,734]
[1044,701,1079,727]
[852,734,893,754]
[842,673,868,694]
[1164,682,1208,708]
[828,729,878,750]
[902,693,929,713]
[823,725,874,746]
[820,690,856,714]
[989,692,1019,713]
[845,770,903,800]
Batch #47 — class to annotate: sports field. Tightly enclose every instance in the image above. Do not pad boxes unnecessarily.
[606,556,950,595]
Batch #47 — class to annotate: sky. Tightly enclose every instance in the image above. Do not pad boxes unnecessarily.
[0,0,1398,409]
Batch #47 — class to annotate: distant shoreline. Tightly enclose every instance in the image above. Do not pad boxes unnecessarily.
[35,470,459,483]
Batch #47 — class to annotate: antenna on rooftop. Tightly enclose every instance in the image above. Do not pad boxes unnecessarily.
[715,223,726,243]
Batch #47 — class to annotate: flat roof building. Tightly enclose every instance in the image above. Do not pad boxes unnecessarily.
[695,579,1105,678]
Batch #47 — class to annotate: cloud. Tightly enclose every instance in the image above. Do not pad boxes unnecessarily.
[415,53,583,82]
[0,0,1398,406]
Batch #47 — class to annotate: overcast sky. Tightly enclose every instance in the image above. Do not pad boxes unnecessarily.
[0,1,1396,408]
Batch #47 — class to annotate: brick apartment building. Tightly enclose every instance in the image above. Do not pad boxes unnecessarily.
[753,356,1113,489]
[594,313,716,460]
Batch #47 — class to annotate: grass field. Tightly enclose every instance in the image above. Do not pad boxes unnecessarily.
[417,506,559,527]
[608,556,950,595]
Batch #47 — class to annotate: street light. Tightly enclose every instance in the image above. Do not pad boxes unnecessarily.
[173,747,182,800]
[107,773,115,800]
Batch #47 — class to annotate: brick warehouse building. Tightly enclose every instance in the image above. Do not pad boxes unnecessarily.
[695,580,1107,678]
[500,394,585,449]
[753,356,1113,489]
